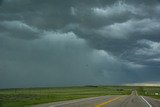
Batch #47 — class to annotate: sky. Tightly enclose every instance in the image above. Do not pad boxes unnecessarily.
[0,0,160,88]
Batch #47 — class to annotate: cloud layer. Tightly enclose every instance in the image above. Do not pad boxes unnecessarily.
[0,0,160,88]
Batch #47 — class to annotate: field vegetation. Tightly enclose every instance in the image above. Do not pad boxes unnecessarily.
[0,86,131,107]
[137,86,160,99]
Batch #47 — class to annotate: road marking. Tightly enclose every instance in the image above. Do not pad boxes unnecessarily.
[47,96,110,107]
[141,96,152,107]
[95,96,121,107]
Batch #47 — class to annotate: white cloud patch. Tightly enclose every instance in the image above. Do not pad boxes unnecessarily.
[97,19,160,39]
[155,5,160,15]
[92,1,144,17]
[1,21,38,32]
[135,39,160,56]
[0,20,40,39]
[147,58,160,62]
[125,82,160,86]
[70,7,77,16]
[127,62,145,68]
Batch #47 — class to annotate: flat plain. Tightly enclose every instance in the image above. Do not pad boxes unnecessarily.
[0,86,159,107]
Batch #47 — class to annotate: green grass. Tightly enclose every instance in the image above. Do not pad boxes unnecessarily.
[136,86,160,99]
[0,86,131,107]
[1,86,160,107]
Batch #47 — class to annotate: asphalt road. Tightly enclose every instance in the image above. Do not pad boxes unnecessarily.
[33,91,160,107]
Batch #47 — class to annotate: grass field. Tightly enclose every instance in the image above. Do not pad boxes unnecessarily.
[0,86,131,107]
[137,86,160,99]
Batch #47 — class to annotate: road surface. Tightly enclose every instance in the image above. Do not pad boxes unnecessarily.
[33,91,160,107]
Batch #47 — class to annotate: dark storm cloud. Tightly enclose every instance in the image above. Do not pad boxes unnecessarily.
[0,0,160,88]
[0,30,143,88]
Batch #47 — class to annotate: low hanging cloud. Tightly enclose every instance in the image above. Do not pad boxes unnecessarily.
[0,22,143,88]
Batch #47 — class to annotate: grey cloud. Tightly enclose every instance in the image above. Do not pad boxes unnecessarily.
[1,0,160,88]
[0,20,41,40]
[0,30,144,88]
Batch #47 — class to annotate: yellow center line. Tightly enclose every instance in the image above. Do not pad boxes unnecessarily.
[95,96,122,107]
